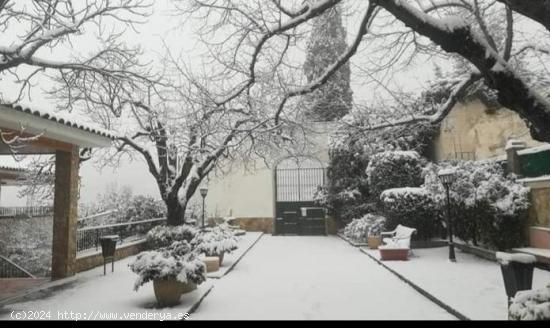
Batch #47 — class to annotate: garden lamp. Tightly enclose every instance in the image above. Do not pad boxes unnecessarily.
[438,168,457,262]
[200,187,208,229]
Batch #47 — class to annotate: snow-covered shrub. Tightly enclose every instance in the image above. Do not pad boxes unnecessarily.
[192,225,239,256]
[366,151,425,200]
[129,240,206,291]
[509,284,550,320]
[380,187,439,240]
[313,186,329,207]
[343,213,387,242]
[367,214,387,236]
[325,148,371,225]
[423,161,530,250]
[327,119,436,227]
[146,224,198,249]
[343,216,371,243]
[340,202,377,225]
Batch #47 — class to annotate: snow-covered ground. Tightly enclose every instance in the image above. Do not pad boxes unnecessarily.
[207,232,263,279]
[362,247,550,320]
[190,235,455,320]
[0,232,261,321]
[0,255,213,321]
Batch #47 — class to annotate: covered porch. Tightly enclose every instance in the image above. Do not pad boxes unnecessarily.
[0,104,114,281]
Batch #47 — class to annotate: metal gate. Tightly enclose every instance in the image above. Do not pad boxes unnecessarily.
[274,157,326,235]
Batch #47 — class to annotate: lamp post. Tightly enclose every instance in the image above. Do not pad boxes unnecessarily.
[438,168,457,262]
[200,187,208,230]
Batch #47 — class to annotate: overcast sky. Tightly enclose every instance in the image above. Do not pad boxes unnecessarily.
[0,1,442,206]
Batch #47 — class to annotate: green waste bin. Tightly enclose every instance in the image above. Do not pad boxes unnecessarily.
[99,235,119,275]
[496,252,536,306]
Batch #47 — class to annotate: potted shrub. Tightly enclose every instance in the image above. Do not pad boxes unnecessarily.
[509,284,550,320]
[146,224,198,248]
[366,214,386,249]
[193,225,239,266]
[129,241,206,307]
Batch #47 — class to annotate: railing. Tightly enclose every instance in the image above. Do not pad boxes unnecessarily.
[0,255,35,278]
[76,218,166,253]
[0,206,52,218]
[78,209,118,222]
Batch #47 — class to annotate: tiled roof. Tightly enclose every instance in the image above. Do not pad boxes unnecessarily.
[0,165,25,172]
[2,104,118,139]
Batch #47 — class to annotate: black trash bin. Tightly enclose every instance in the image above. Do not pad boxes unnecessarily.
[497,252,536,305]
[99,235,119,275]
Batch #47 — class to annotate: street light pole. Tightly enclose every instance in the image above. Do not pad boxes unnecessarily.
[202,196,205,229]
[199,187,208,230]
[445,183,456,262]
[438,168,457,263]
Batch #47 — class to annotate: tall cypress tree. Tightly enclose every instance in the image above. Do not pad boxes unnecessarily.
[303,4,353,121]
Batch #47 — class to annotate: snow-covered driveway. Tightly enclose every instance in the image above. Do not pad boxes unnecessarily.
[191,235,455,320]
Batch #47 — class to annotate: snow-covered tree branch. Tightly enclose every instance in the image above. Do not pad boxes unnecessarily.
[0,0,154,104]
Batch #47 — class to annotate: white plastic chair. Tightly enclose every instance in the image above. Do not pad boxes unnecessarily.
[381,224,417,255]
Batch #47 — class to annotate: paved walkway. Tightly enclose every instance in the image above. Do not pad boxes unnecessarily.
[190,236,456,320]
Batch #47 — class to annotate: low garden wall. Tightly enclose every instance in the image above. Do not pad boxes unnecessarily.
[75,240,148,273]
[208,217,337,235]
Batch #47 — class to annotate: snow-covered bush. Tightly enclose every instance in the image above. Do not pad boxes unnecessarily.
[326,119,436,227]
[343,214,387,242]
[146,224,198,248]
[129,240,206,291]
[343,216,371,243]
[380,187,439,240]
[367,214,387,237]
[423,161,530,250]
[509,284,550,320]
[324,148,371,225]
[366,151,425,199]
[192,225,239,256]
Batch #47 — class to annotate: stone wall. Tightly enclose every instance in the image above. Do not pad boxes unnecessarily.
[432,99,544,162]
[529,187,550,229]
[75,240,148,273]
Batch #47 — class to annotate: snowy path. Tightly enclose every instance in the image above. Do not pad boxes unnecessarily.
[190,235,455,320]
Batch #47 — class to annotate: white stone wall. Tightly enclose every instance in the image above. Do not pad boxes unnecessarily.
[204,122,335,219]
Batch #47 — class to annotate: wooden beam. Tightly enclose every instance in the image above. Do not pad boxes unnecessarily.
[0,128,73,154]
[51,146,79,279]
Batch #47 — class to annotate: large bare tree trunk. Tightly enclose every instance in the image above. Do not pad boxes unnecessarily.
[165,195,185,226]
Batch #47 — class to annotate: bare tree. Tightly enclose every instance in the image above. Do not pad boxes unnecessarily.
[179,0,550,142]
[0,0,153,104]
[62,46,305,225]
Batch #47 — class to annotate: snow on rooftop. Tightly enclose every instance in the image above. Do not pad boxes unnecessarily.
[1,103,118,140]
[496,252,537,265]
[0,165,25,172]
[505,139,527,151]
[517,144,550,155]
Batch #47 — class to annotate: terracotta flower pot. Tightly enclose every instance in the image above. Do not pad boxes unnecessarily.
[206,251,225,266]
[379,247,409,261]
[367,236,381,249]
[179,281,197,294]
[153,279,182,307]
[217,252,225,266]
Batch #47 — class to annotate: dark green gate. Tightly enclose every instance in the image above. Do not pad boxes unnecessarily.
[274,157,326,235]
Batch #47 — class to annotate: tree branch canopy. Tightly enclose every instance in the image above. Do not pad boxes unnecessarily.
[497,0,550,32]
[372,0,550,142]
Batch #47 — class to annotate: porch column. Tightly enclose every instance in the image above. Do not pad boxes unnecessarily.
[51,147,79,279]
